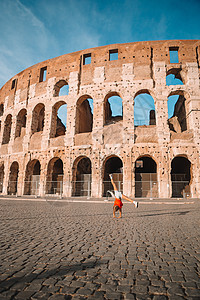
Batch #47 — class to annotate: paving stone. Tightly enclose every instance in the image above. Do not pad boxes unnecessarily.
[0,199,200,299]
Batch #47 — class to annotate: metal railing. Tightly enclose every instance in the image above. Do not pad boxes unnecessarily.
[0,180,193,198]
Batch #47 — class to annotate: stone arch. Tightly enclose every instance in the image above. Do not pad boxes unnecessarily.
[104,92,123,125]
[24,159,41,195]
[7,161,19,195]
[2,114,12,145]
[167,90,188,133]
[50,101,67,138]
[134,90,156,126]
[0,163,4,193]
[46,157,64,195]
[53,80,69,97]
[15,108,27,138]
[75,95,93,134]
[72,156,92,196]
[102,155,123,196]
[0,104,4,117]
[31,103,45,134]
[171,155,191,198]
[166,68,184,85]
[135,155,158,198]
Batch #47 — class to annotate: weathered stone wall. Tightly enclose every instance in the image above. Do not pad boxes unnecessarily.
[0,40,200,198]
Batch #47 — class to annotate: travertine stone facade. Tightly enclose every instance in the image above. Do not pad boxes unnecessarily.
[0,40,200,198]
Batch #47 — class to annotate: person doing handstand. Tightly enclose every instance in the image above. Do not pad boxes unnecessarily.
[109,174,138,218]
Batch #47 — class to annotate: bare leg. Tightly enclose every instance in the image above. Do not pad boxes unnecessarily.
[118,208,122,218]
[113,206,117,218]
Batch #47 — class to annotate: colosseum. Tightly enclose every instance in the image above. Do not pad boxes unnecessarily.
[0,39,200,199]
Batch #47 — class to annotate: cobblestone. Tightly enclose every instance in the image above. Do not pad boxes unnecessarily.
[0,198,200,299]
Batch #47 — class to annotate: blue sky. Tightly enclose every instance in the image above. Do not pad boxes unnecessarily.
[0,0,199,124]
[0,0,199,89]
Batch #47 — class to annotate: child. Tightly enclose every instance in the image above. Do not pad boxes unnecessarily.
[109,174,138,218]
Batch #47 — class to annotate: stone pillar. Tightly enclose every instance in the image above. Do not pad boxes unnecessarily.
[65,101,76,147]
[122,149,133,197]
[155,96,170,144]
[123,94,134,145]
[2,159,10,195]
[91,150,102,198]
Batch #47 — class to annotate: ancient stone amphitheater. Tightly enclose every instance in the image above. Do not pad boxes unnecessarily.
[0,40,200,198]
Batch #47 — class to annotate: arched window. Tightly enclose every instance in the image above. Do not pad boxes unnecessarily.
[76,95,93,134]
[171,156,191,198]
[72,156,91,196]
[2,114,12,145]
[50,101,67,138]
[31,104,45,134]
[7,162,19,195]
[135,156,158,198]
[166,68,184,86]
[46,158,63,195]
[168,91,187,133]
[24,160,41,195]
[54,80,69,97]
[104,93,123,125]
[15,109,27,138]
[103,156,123,196]
[134,91,156,126]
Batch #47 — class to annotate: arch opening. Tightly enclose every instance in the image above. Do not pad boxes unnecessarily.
[2,114,12,145]
[46,158,63,195]
[135,156,158,198]
[50,101,67,138]
[76,96,93,134]
[31,104,45,134]
[0,163,4,193]
[168,92,187,133]
[171,156,191,198]
[134,92,156,126]
[104,94,123,125]
[7,162,19,195]
[72,157,91,196]
[24,160,41,195]
[15,109,27,138]
[54,80,69,97]
[103,156,123,196]
[0,104,4,117]
[166,68,184,86]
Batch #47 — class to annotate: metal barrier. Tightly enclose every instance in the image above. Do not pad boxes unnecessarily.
[2,180,192,198]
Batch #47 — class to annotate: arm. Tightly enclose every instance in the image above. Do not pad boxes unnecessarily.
[122,194,133,203]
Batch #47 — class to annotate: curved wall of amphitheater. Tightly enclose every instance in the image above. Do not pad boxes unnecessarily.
[0,39,200,198]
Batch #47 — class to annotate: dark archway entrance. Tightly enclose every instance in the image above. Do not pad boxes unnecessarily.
[103,156,123,196]
[24,160,41,195]
[8,162,19,195]
[72,157,91,196]
[135,156,157,198]
[46,158,64,195]
[171,156,191,197]
[0,163,4,193]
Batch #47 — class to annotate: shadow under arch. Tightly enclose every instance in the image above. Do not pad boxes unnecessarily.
[135,155,158,198]
[171,155,191,198]
[24,159,41,195]
[102,155,123,197]
[15,108,27,139]
[72,156,92,197]
[31,103,45,134]
[50,100,67,138]
[75,95,93,134]
[7,161,19,195]
[46,157,64,196]
[167,90,189,133]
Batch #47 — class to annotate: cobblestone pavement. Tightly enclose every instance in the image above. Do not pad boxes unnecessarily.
[0,198,200,300]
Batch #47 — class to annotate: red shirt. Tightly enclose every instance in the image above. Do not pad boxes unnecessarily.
[114,198,123,208]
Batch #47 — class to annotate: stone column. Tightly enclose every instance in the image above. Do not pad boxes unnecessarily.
[154,96,170,144]
[122,149,133,197]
